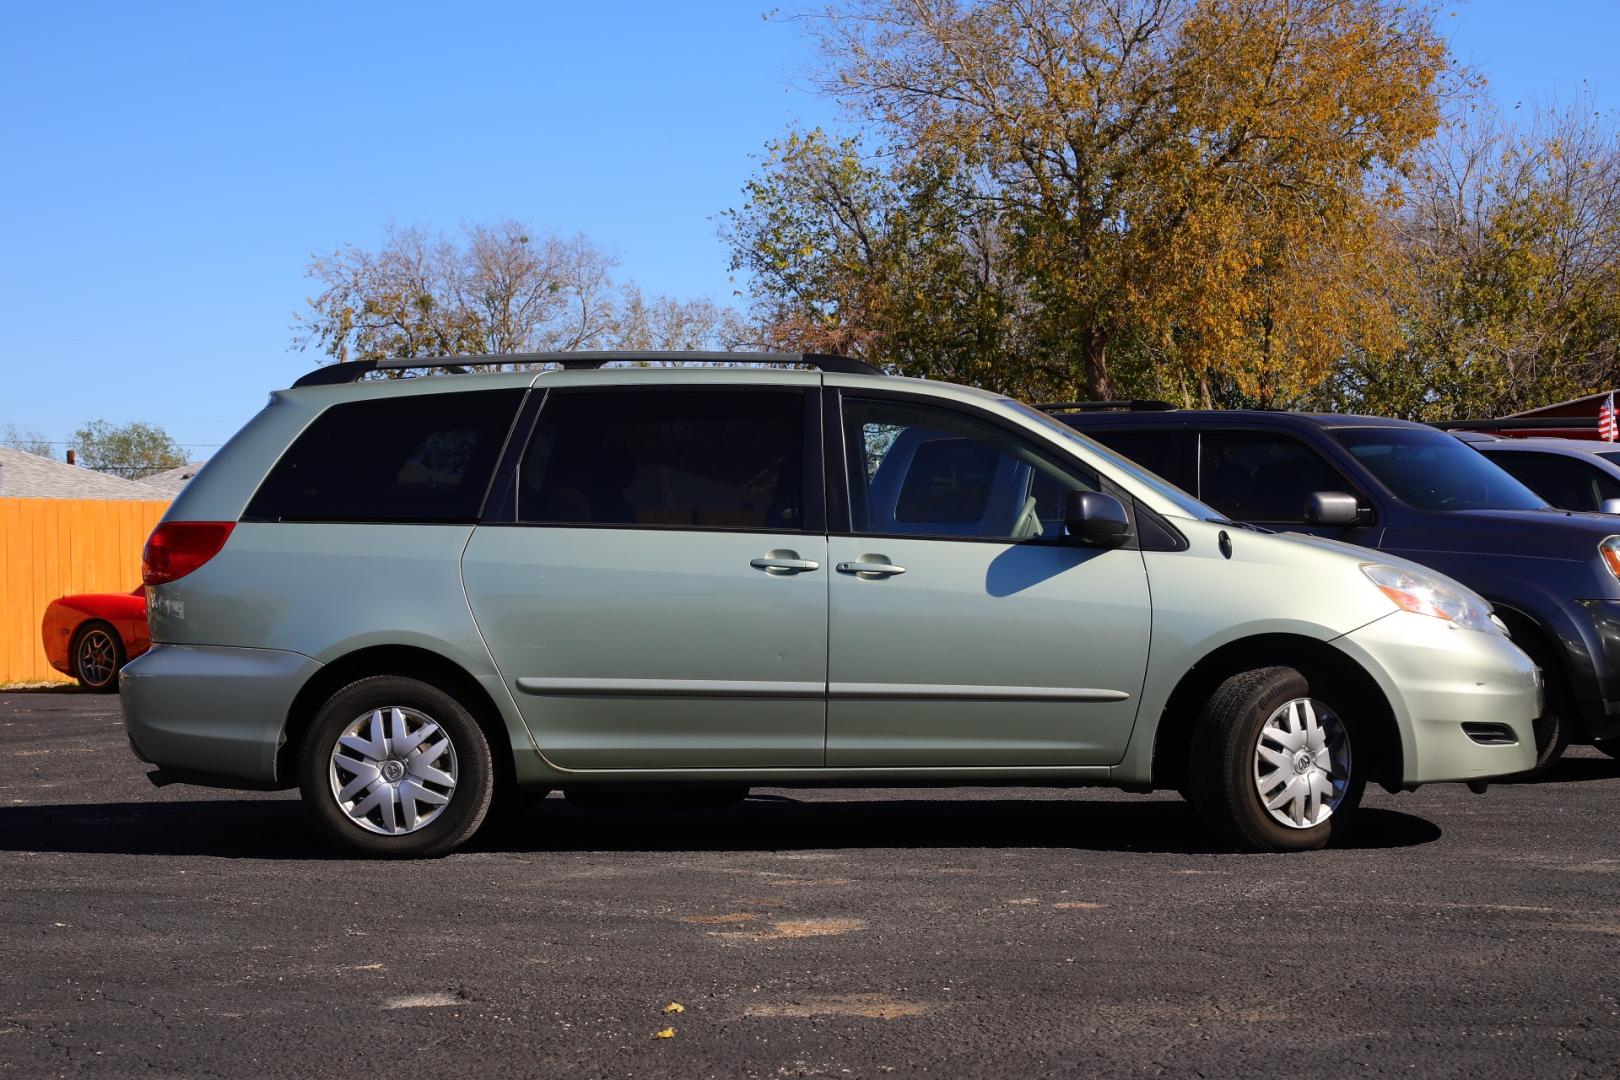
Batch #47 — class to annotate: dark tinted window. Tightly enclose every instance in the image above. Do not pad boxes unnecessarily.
[845,396,1095,540]
[519,390,806,530]
[246,389,524,523]
[895,438,1000,523]
[1333,428,1546,511]
[1200,431,1354,524]
[1487,452,1620,512]
[1084,428,1195,491]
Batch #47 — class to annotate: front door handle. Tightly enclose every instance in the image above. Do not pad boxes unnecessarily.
[751,550,821,574]
[836,559,907,577]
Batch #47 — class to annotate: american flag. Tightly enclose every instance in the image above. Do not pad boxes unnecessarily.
[1602,392,1619,442]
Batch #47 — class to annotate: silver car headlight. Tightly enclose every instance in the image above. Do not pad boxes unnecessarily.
[1361,563,1503,636]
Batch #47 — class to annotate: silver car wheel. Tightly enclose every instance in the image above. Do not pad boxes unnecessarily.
[1253,697,1352,830]
[328,706,459,836]
[76,629,118,687]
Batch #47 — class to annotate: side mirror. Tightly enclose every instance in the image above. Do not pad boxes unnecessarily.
[1601,498,1620,516]
[1064,490,1132,547]
[1304,491,1361,527]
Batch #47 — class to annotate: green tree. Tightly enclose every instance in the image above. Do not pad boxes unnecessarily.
[1,423,53,458]
[72,421,185,480]
[1321,100,1620,419]
[296,219,751,364]
[727,0,1453,404]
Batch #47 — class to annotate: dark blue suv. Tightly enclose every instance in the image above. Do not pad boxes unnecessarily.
[1050,405,1620,773]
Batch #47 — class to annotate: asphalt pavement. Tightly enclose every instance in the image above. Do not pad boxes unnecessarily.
[2,689,1618,1078]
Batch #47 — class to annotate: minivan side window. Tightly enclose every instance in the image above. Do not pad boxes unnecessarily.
[843,396,1096,541]
[518,390,807,530]
[1199,430,1356,524]
[245,389,525,523]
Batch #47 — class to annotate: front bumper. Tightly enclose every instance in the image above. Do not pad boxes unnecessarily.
[120,643,320,787]
[1334,612,1539,784]
[1560,600,1620,741]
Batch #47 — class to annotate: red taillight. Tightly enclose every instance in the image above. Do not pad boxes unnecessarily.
[142,522,235,586]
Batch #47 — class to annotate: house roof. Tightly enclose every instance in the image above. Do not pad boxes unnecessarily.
[139,461,207,494]
[0,446,172,500]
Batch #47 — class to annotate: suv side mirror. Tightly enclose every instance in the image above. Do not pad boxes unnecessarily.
[1601,498,1620,516]
[1304,491,1361,526]
[1064,490,1132,547]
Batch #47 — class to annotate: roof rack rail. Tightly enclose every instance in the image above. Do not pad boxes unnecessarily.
[1034,399,1177,413]
[290,350,883,388]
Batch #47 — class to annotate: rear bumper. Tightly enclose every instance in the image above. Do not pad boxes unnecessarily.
[1334,612,1539,784]
[119,643,319,787]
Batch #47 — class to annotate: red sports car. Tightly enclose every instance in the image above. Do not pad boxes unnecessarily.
[41,588,149,692]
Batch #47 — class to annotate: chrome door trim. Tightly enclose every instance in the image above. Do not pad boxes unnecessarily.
[516,677,824,698]
[830,683,1130,702]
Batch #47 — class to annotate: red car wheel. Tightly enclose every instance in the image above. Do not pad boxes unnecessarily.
[71,621,124,692]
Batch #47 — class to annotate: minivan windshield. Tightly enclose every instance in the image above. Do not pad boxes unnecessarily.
[1002,399,1219,519]
[1332,427,1549,511]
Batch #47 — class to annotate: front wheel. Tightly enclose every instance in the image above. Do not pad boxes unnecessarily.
[297,676,493,857]
[1187,667,1364,852]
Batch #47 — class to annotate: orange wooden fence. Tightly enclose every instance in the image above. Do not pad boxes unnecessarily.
[0,498,168,684]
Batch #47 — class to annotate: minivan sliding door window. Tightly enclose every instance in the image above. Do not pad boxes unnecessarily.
[516,390,812,531]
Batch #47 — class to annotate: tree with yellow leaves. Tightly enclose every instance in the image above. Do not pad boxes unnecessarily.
[727,0,1454,404]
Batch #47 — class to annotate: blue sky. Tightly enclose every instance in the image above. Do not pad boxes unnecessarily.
[2,0,1617,456]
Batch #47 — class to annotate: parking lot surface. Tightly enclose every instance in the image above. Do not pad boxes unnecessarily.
[2,689,1618,1078]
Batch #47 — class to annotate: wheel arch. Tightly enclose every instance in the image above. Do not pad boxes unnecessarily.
[1491,603,1578,731]
[1150,633,1401,790]
[277,644,517,797]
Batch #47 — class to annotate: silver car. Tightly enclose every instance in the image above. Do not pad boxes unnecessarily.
[121,353,1540,856]
[1458,433,1620,515]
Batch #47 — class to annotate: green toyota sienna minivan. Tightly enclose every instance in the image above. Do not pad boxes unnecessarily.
[121,352,1541,856]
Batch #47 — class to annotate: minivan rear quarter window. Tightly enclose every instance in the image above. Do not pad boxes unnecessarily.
[245,389,525,523]
[518,389,808,530]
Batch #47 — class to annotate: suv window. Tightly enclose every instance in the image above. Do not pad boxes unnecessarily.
[1486,451,1620,512]
[518,390,806,530]
[1082,429,1196,491]
[1200,430,1354,524]
[844,396,1096,540]
[245,389,525,523]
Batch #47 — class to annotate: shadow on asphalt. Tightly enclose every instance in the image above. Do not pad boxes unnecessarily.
[0,796,1441,859]
[1499,754,1620,786]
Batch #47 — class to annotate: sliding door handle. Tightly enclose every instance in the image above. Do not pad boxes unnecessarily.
[751,551,821,574]
[836,560,907,577]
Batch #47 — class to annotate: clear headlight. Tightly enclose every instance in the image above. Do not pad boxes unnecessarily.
[1361,563,1503,635]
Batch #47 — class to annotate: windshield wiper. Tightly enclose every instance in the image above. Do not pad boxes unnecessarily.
[1208,517,1274,534]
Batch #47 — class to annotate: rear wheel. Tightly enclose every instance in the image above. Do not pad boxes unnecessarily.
[72,622,123,692]
[1187,667,1364,852]
[297,676,493,857]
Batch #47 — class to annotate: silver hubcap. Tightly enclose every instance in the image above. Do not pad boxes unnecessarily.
[329,707,458,835]
[76,630,117,686]
[1253,697,1352,829]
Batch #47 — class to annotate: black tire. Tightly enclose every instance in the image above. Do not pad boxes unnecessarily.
[1187,666,1365,853]
[1595,738,1620,760]
[1523,709,1570,778]
[297,676,493,858]
[71,621,124,693]
[1503,632,1571,778]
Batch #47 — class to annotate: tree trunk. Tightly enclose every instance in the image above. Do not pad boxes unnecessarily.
[1081,330,1112,400]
